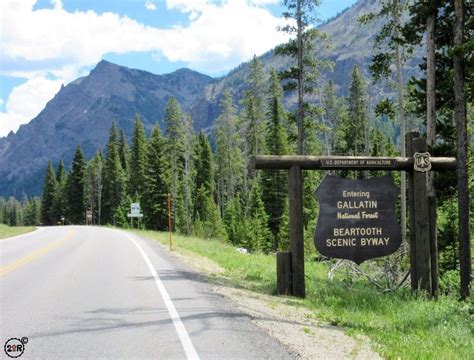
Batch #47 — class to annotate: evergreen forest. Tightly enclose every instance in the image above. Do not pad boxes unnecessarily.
[1,0,472,298]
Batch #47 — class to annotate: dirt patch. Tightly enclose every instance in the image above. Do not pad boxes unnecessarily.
[155,241,225,276]
[154,240,381,359]
[212,285,381,360]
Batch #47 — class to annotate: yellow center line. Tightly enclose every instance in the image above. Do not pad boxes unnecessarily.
[0,229,76,277]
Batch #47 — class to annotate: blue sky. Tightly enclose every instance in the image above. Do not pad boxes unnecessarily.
[0,0,357,137]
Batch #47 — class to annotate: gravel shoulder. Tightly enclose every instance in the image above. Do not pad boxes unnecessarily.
[155,241,382,360]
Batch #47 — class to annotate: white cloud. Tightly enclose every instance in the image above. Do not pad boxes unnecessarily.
[0,99,4,105]
[0,76,63,137]
[50,0,63,10]
[1,0,289,77]
[144,1,157,11]
[0,0,291,136]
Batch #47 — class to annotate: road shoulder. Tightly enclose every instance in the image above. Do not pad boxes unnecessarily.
[135,231,382,360]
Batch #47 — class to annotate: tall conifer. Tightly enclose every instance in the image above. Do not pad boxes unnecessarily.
[215,91,244,216]
[143,126,170,230]
[103,122,127,225]
[193,132,214,222]
[119,129,130,176]
[129,115,147,201]
[41,161,57,225]
[262,69,291,250]
[164,97,184,229]
[53,159,68,223]
[346,65,369,157]
[68,145,86,224]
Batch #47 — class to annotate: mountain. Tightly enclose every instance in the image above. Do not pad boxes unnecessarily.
[0,61,219,196]
[0,0,422,197]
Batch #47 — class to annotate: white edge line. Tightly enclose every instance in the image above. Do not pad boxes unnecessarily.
[123,231,200,360]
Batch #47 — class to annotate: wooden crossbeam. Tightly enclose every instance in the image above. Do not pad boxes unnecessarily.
[254,155,456,171]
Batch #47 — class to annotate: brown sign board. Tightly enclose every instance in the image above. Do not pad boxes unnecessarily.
[314,175,402,264]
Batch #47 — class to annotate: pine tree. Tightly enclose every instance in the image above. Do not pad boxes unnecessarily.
[53,159,68,223]
[192,132,214,222]
[182,113,194,234]
[191,132,225,239]
[68,145,86,224]
[360,0,409,250]
[248,177,272,253]
[401,1,473,296]
[85,152,103,225]
[129,114,147,201]
[164,97,185,230]
[143,126,170,230]
[215,91,244,216]
[453,0,471,299]
[0,197,5,224]
[24,197,41,226]
[118,129,130,176]
[241,56,267,200]
[223,196,246,246]
[103,122,127,225]
[246,56,266,157]
[321,80,347,155]
[346,65,369,157]
[262,69,291,251]
[277,0,331,155]
[41,160,57,225]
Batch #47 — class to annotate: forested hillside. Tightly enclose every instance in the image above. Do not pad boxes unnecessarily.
[0,0,423,198]
[1,0,472,300]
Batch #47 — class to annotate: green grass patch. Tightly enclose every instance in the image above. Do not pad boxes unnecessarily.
[135,230,473,359]
[0,224,35,239]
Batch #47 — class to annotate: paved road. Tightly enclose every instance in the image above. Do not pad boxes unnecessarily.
[0,226,293,359]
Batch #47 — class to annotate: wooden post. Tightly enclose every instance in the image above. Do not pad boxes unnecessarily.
[411,137,432,294]
[429,196,439,297]
[277,252,292,295]
[288,165,305,297]
[406,131,419,291]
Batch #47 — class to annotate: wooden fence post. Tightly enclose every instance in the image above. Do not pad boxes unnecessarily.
[288,165,305,297]
[429,196,439,297]
[277,252,292,295]
[406,131,419,291]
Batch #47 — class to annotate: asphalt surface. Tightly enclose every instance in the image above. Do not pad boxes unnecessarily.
[0,226,293,360]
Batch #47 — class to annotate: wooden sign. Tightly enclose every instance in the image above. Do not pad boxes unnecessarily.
[314,175,402,264]
[320,158,397,169]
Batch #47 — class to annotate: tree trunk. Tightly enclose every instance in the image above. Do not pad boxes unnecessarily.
[297,0,304,155]
[453,0,470,300]
[394,0,407,247]
[426,9,436,196]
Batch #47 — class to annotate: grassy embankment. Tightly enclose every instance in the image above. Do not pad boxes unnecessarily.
[0,224,35,239]
[135,229,473,359]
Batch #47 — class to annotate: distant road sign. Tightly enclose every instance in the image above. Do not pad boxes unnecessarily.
[128,203,143,218]
[131,203,140,215]
[127,213,143,218]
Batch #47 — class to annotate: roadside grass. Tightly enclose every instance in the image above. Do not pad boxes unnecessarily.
[135,229,473,360]
[0,224,35,239]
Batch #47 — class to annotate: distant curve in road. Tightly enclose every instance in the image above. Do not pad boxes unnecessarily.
[0,226,293,359]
